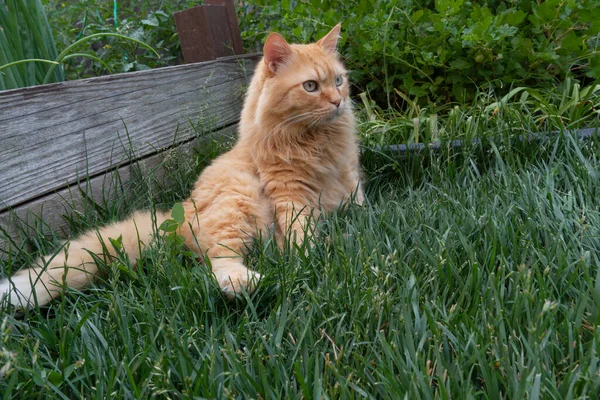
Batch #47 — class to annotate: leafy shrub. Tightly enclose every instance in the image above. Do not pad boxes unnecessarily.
[12,0,599,112]
[239,0,600,107]
[43,0,198,80]
[1,0,162,89]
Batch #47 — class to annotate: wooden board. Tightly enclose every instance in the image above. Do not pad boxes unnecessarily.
[0,54,260,214]
[0,125,238,254]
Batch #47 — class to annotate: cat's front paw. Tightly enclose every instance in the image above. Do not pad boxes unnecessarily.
[212,264,261,298]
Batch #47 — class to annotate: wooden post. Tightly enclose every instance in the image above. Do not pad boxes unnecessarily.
[205,0,244,55]
[174,0,244,64]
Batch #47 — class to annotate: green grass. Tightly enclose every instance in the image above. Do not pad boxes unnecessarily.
[360,79,600,146]
[1,118,600,397]
[3,1,599,397]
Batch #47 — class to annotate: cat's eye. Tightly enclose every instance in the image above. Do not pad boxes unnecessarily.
[335,75,343,87]
[303,80,318,92]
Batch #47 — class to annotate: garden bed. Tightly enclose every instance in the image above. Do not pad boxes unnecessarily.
[0,53,260,252]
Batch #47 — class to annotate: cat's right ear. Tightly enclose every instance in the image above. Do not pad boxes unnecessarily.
[264,32,292,73]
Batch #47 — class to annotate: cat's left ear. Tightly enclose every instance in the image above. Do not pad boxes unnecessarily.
[317,23,342,54]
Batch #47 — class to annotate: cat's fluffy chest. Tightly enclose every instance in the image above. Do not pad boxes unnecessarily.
[252,133,359,211]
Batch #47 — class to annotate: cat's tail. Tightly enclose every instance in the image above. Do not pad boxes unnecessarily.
[0,210,168,308]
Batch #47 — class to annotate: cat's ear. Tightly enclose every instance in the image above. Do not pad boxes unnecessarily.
[317,23,341,54]
[264,32,293,73]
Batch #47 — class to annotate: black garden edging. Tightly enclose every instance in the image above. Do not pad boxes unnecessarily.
[368,127,600,158]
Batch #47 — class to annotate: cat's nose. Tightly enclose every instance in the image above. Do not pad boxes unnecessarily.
[330,98,341,108]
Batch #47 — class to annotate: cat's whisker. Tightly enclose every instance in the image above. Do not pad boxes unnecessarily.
[299,113,327,137]
[265,112,318,145]
[271,106,341,137]
[268,116,308,137]
[271,112,315,132]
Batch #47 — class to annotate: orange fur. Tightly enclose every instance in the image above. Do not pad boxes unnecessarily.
[0,24,363,307]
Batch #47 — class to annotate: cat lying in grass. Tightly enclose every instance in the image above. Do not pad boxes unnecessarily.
[0,23,363,308]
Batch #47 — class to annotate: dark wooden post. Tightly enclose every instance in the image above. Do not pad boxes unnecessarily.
[174,0,244,64]
[205,0,244,55]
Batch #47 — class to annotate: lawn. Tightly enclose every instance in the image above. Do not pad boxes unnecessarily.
[1,125,599,398]
[1,0,600,397]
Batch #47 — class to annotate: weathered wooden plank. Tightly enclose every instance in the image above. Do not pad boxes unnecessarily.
[0,125,238,254]
[0,54,260,213]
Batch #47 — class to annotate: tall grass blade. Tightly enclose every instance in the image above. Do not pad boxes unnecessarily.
[0,0,63,90]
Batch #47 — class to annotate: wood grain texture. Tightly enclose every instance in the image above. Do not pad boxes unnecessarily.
[0,125,238,254]
[0,54,260,214]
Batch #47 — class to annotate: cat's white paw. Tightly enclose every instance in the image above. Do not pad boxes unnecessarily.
[0,274,35,308]
[212,264,261,298]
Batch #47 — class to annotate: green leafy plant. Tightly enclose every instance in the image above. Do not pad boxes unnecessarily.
[159,202,185,234]
[44,0,199,80]
[240,0,600,107]
[158,202,193,262]
[0,0,161,89]
[39,32,160,82]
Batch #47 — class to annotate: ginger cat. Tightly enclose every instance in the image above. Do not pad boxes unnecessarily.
[0,24,363,308]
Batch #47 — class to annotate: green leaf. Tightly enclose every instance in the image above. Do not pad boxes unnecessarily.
[0,58,59,73]
[587,55,600,79]
[450,58,470,70]
[33,368,46,387]
[141,15,159,27]
[171,203,185,225]
[160,220,179,233]
[435,0,464,16]
[504,10,527,26]
[47,371,63,386]
[536,0,561,22]
[530,373,542,400]
[412,10,424,23]
[109,235,123,250]
[560,33,583,52]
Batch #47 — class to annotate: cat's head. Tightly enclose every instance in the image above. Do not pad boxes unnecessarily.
[256,24,350,130]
